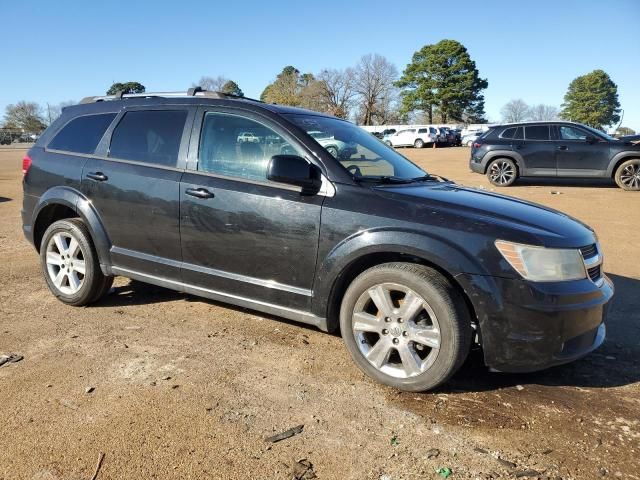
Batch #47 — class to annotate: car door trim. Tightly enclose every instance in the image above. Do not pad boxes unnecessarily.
[110,266,326,330]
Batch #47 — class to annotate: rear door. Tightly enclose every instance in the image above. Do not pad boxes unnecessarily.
[179,107,323,311]
[555,124,611,175]
[82,106,195,279]
[512,124,556,175]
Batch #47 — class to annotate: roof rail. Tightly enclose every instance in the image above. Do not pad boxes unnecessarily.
[79,87,261,104]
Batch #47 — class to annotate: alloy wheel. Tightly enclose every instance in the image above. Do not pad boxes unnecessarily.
[45,232,86,295]
[489,160,516,185]
[351,283,441,379]
[619,161,640,190]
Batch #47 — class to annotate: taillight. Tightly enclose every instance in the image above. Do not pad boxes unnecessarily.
[22,155,32,176]
[473,142,482,149]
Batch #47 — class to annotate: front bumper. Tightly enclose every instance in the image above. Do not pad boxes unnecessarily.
[456,273,614,373]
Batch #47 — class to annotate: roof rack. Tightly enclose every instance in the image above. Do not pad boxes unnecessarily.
[79,86,261,104]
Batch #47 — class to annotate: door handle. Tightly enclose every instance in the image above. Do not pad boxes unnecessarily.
[185,187,215,199]
[86,171,108,181]
[557,145,568,151]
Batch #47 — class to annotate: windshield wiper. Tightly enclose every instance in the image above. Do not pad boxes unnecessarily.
[410,174,451,183]
[353,175,415,184]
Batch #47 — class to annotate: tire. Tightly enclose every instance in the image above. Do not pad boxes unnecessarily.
[614,159,640,191]
[414,139,424,149]
[90,275,115,303]
[325,146,339,158]
[466,140,473,147]
[40,218,110,306]
[385,140,393,147]
[487,158,518,187]
[339,263,472,392]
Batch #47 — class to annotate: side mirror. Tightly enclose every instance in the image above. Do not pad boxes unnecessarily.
[267,155,322,195]
[585,135,598,144]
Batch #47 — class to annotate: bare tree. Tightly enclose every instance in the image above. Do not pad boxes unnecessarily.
[45,101,75,125]
[528,104,559,121]
[354,54,398,125]
[501,99,530,123]
[316,68,356,119]
[2,101,46,132]
[195,75,229,91]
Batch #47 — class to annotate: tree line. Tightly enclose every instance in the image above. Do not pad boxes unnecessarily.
[0,41,630,135]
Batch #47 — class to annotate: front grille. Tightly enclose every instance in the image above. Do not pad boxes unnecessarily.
[579,244,597,259]
[587,265,601,282]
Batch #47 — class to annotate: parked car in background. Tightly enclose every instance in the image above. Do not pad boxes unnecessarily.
[450,129,462,146]
[469,121,640,190]
[22,88,613,392]
[461,132,482,147]
[237,132,261,143]
[385,127,437,148]
[308,130,357,158]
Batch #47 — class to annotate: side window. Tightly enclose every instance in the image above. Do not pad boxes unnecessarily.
[48,113,117,154]
[500,127,517,139]
[109,110,188,166]
[559,126,588,140]
[513,127,523,139]
[525,125,550,141]
[418,128,427,134]
[198,112,301,182]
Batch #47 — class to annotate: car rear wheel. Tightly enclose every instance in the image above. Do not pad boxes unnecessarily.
[40,218,113,306]
[414,139,424,149]
[466,140,474,147]
[487,158,517,187]
[339,263,472,392]
[325,146,339,158]
[614,159,640,191]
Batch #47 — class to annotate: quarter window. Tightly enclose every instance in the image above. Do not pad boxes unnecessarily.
[198,112,301,182]
[525,125,550,140]
[109,110,188,166]
[559,126,588,140]
[500,127,517,139]
[48,113,117,154]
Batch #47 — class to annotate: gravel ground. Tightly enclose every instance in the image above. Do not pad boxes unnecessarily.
[0,146,638,480]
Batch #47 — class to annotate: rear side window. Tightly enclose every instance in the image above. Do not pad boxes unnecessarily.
[48,113,117,154]
[525,125,550,140]
[500,127,517,139]
[109,110,188,166]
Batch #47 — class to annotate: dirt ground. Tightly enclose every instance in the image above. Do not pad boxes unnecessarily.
[0,145,638,480]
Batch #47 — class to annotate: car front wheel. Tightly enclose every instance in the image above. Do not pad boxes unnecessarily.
[487,158,517,187]
[614,159,640,191]
[40,218,113,306]
[339,263,472,392]
[414,139,424,148]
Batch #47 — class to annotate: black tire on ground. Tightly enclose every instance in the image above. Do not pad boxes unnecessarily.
[40,218,110,306]
[614,158,640,191]
[414,139,424,149]
[486,158,518,187]
[90,275,115,303]
[339,262,472,392]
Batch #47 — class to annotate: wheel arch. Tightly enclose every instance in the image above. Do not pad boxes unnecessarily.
[607,153,640,178]
[32,186,112,272]
[481,150,524,175]
[313,231,484,333]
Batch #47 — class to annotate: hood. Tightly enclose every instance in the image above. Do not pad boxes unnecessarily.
[374,182,595,248]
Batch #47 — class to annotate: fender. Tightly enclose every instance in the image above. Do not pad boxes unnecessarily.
[606,151,640,177]
[311,228,489,319]
[32,186,113,273]
[480,150,526,175]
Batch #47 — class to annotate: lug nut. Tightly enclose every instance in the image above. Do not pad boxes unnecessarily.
[392,338,399,344]
[402,331,408,337]
[382,329,388,335]
[384,317,391,322]
[398,318,403,323]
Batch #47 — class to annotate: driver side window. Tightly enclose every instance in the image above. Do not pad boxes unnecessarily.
[198,112,301,182]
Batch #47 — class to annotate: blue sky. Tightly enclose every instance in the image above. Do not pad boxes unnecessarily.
[2,0,639,130]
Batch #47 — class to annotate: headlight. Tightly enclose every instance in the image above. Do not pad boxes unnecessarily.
[495,240,586,282]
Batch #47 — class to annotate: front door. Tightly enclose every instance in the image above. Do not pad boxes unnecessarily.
[179,108,323,311]
[554,124,611,175]
[82,107,193,279]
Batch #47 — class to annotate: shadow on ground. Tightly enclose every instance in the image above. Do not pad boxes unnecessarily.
[0,197,10,203]
[513,177,616,189]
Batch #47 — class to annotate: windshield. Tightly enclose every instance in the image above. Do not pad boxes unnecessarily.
[580,124,617,141]
[285,114,427,180]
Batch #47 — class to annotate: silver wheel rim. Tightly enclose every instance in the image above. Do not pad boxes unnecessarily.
[620,161,640,190]
[489,160,515,185]
[415,140,423,148]
[45,232,86,295]
[326,146,338,158]
[352,283,441,379]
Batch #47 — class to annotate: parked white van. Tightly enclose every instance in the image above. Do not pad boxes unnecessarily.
[384,126,437,148]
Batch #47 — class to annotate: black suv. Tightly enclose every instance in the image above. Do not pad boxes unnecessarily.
[469,121,640,190]
[22,89,613,391]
